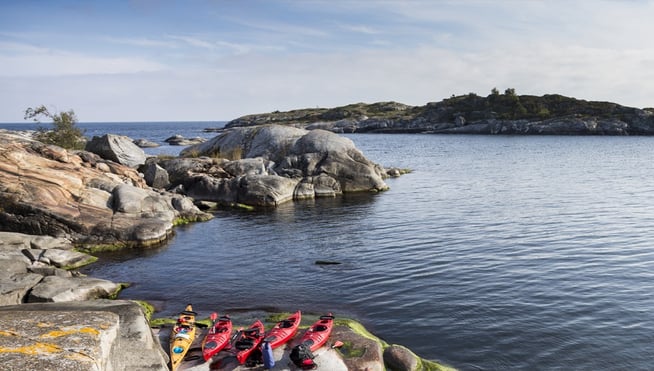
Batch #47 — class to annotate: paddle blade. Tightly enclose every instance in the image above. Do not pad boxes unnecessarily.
[332,340,344,349]
[210,312,218,322]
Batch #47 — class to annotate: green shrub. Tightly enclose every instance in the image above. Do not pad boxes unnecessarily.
[24,105,86,149]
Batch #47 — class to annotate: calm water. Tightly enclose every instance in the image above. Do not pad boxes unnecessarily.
[4,122,654,370]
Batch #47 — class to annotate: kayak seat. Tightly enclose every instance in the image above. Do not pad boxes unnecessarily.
[280,320,294,328]
[235,339,254,350]
[314,325,327,332]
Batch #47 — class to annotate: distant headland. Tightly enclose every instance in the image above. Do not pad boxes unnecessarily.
[225,90,654,135]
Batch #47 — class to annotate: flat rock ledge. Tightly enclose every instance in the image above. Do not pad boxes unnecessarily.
[0,232,121,306]
[0,300,168,371]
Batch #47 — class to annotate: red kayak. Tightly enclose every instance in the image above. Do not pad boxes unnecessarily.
[290,313,335,369]
[263,310,302,349]
[299,313,334,351]
[232,319,264,364]
[201,313,233,361]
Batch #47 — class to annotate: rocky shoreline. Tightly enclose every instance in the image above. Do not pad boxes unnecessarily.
[0,127,455,370]
[223,93,654,136]
[0,230,454,370]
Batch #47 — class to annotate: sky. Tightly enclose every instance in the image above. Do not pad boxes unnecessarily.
[1,0,653,122]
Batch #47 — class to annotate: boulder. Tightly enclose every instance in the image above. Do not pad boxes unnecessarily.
[0,249,31,269]
[85,134,147,168]
[133,138,160,148]
[21,248,97,270]
[384,344,420,371]
[176,125,388,207]
[27,275,121,303]
[158,157,223,183]
[330,324,385,371]
[182,175,240,205]
[27,265,73,278]
[141,162,170,189]
[238,174,300,207]
[0,232,72,250]
[164,135,206,146]
[0,271,43,305]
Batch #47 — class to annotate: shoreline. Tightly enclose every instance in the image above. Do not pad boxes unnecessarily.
[0,231,455,370]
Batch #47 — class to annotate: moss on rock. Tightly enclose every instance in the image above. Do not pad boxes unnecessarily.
[132,300,155,322]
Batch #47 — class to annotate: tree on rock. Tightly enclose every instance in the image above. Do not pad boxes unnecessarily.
[24,105,86,149]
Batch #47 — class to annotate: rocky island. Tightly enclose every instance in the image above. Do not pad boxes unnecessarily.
[0,127,451,370]
[223,91,654,135]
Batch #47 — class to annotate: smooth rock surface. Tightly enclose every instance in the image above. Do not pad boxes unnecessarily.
[173,125,389,207]
[0,133,211,247]
[0,232,116,306]
[0,271,43,306]
[384,344,420,371]
[0,310,119,371]
[0,300,169,371]
[85,134,147,168]
[28,276,121,303]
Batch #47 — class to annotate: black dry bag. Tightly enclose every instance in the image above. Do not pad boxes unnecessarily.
[290,343,316,369]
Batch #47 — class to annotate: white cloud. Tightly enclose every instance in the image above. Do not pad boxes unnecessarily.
[104,36,177,48]
[167,35,215,50]
[0,48,166,77]
[2,40,654,122]
[338,23,380,35]
[0,37,167,77]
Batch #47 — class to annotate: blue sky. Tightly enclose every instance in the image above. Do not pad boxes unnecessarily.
[1,0,653,122]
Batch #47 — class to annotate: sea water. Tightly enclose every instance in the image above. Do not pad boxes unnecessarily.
[3,122,653,370]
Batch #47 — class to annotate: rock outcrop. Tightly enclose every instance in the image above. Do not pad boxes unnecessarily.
[163,125,389,207]
[0,300,169,371]
[164,134,207,146]
[133,138,160,148]
[0,232,121,305]
[224,94,654,136]
[0,131,211,248]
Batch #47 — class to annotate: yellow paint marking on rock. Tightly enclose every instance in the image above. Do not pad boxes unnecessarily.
[37,322,54,328]
[40,327,100,339]
[0,342,61,355]
[0,330,19,337]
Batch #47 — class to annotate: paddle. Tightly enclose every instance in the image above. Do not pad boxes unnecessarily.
[331,341,344,349]
[226,326,244,352]
[206,312,218,333]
